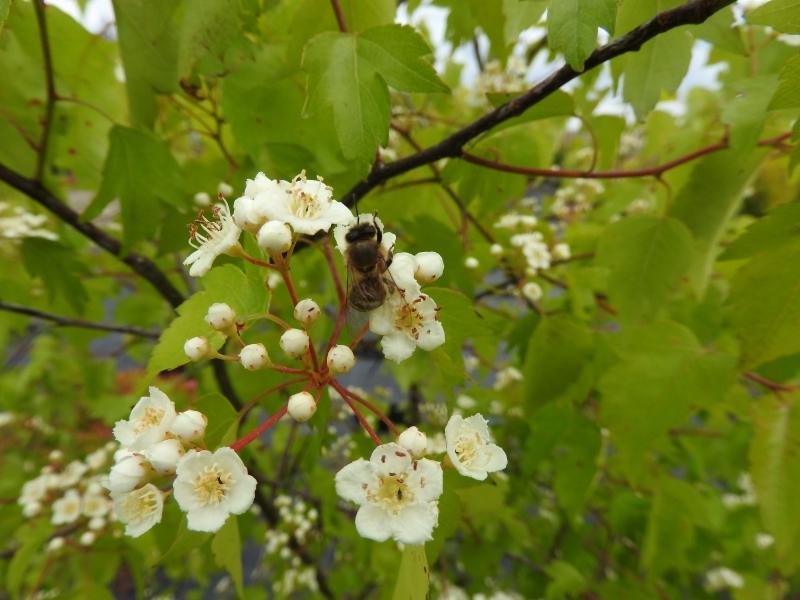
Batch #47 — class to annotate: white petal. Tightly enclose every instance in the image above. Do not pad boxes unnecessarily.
[368,304,395,336]
[481,444,508,473]
[463,413,491,438]
[327,200,356,225]
[226,473,257,515]
[392,503,438,545]
[172,479,200,511]
[354,504,392,542]
[370,443,412,477]
[381,333,417,363]
[407,459,443,503]
[112,421,135,447]
[335,459,377,504]
[416,320,445,351]
[186,506,229,532]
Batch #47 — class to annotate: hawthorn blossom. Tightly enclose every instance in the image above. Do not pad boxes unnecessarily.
[445,414,507,481]
[173,448,257,532]
[113,387,177,451]
[335,443,443,545]
[113,483,165,538]
[52,489,82,525]
[184,202,242,277]
[369,292,445,363]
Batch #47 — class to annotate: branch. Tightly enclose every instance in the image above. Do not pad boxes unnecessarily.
[340,0,736,206]
[0,163,185,308]
[461,131,792,180]
[0,301,159,339]
[329,0,348,32]
[33,0,56,181]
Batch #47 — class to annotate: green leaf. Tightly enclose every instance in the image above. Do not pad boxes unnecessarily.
[721,202,800,260]
[523,315,594,408]
[111,0,180,127]
[178,0,242,77]
[194,392,239,448]
[748,0,800,34]
[547,0,616,71]
[85,125,183,249]
[212,516,244,598]
[545,560,588,599]
[0,0,11,32]
[722,75,779,150]
[750,393,800,572]
[729,241,800,369]
[392,544,429,600]
[20,238,89,313]
[595,216,695,323]
[769,54,800,110]
[6,520,52,598]
[302,25,446,164]
[202,264,268,318]
[599,321,735,480]
[669,148,765,295]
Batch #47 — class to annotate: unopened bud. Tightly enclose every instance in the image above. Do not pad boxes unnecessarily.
[257,221,293,254]
[522,282,543,302]
[233,195,261,232]
[217,182,234,196]
[414,252,444,284]
[552,243,571,260]
[240,343,270,370]
[184,336,210,362]
[464,256,479,269]
[280,329,310,358]
[80,531,96,546]
[169,410,207,442]
[293,299,321,326]
[288,391,317,422]
[107,455,150,494]
[326,345,355,374]
[205,303,236,332]
[193,192,211,207]
[145,439,185,474]
[490,243,504,256]
[398,426,427,457]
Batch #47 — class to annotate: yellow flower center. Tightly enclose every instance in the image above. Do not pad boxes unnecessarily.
[123,487,160,524]
[134,407,165,433]
[373,476,414,512]
[193,464,232,506]
[289,191,323,219]
[394,303,423,339]
[453,431,483,465]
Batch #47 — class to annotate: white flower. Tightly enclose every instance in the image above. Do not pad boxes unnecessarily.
[107,454,151,494]
[169,410,208,442]
[113,387,176,451]
[48,449,64,462]
[257,221,293,254]
[22,501,42,517]
[293,298,321,326]
[705,567,744,591]
[369,293,445,363]
[88,516,106,530]
[145,438,186,473]
[240,343,270,370]
[57,460,89,488]
[79,531,96,546]
[464,256,479,269]
[335,443,443,545]
[184,202,242,277]
[326,345,355,374]
[47,537,65,552]
[19,476,49,505]
[493,366,523,390]
[218,182,234,196]
[113,483,165,538]
[194,192,211,207]
[490,243,504,256]
[83,493,110,518]
[414,252,444,284]
[280,328,310,358]
[205,303,236,331]
[333,213,396,258]
[85,448,108,470]
[552,242,570,260]
[398,427,427,458]
[52,489,82,525]
[755,533,774,549]
[258,171,352,235]
[445,414,507,481]
[521,282,542,302]
[184,336,211,361]
[456,394,477,410]
[173,448,257,532]
[288,391,317,422]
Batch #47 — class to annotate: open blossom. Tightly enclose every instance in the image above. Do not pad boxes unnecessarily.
[113,483,165,538]
[184,202,242,277]
[52,489,82,525]
[113,387,176,451]
[335,443,443,545]
[445,414,507,481]
[369,292,445,363]
[173,448,257,532]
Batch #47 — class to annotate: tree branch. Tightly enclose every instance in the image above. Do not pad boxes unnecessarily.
[329,0,348,32]
[33,0,56,182]
[0,301,159,338]
[340,0,736,206]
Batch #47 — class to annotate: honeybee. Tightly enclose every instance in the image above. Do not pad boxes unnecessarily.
[345,217,394,312]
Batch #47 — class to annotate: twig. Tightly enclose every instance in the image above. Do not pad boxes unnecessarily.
[0,301,159,339]
[329,0,348,32]
[340,0,737,207]
[33,0,56,181]
[743,371,797,393]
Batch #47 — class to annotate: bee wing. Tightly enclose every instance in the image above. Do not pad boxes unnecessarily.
[345,305,370,335]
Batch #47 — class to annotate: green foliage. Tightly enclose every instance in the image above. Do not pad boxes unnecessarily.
[748,0,800,34]
[547,0,616,71]
[212,516,244,597]
[391,545,429,600]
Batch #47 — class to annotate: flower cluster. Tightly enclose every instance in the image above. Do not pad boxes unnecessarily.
[551,180,605,221]
[107,387,256,535]
[0,201,58,241]
[262,495,320,595]
[18,443,115,548]
[335,413,506,545]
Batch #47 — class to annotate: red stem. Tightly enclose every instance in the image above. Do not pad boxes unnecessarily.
[230,405,289,452]
[271,365,309,376]
[329,0,348,32]
[743,371,797,393]
[238,377,309,418]
[349,322,370,349]
[322,238,346,306]
[461,132,791,180]
[330,379,381,445]
[335,380,400,436]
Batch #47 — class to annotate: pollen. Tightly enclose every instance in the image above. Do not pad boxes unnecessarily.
[192,463,232,506]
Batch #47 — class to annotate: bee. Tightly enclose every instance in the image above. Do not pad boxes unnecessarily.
[345,217,394,312]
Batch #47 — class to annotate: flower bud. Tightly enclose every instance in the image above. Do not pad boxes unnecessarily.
[217,181,234,196]
[490,243,504,256]
[522,282,543,302]
[22,501,42,518]
[80,531,96,546]
[280,329,310,358]
[398,426,427,458]
[205,303,236,332]
[145,439,185,473]
[257,221,293,255]
[107,455,150,494]
[233,196,261,232]
[293,298,321,326]
[193,192,211,207]
[240,343,270,370]
[89,517,106,530]
[464,256,479,269]
[288,391,317,422]
[414,252,444,284]
[552,243,571,260]
[267,273,283,290]
[169,410,207,442]
[48,449,64,463]
[326,345,355,374]
[47,537,65,552]
[184,337,210,362]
